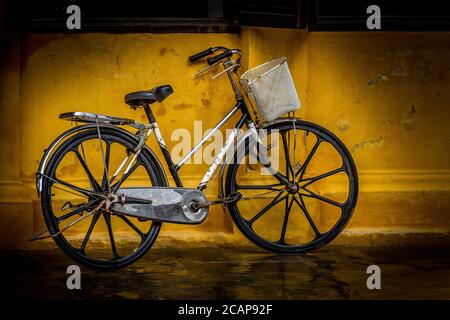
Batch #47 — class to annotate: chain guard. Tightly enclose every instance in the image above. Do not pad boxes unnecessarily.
[112,187,208,224]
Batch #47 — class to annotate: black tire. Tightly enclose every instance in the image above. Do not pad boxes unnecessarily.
[41,127,168,269]
[225,119,358,253]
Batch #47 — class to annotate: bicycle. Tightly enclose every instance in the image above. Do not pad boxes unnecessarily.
[33,46,358,269]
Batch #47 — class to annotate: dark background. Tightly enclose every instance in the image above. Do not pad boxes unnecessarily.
[4,0,450,33]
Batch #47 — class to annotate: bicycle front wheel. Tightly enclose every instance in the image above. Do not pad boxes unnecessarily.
[225,119,358,253]
[40,127,168,268]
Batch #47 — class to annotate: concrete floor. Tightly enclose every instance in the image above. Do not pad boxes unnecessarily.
[1,245,449,300]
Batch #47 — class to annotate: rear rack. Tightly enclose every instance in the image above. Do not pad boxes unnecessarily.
[59,112,148,129]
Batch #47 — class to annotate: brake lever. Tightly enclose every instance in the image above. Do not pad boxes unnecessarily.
[211,62,240,80]
[194,60,222,78]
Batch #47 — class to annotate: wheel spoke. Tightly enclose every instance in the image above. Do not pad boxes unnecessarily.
[111,161,141,192]
[251,140,290,186]
[73,149,101,192]
[116,214,145,242]
[57,199,97,222]
[300,167,344,188]
[103,212,119,259]
[296,137,321,181]
[237,183,283,191]
[51,183,91,199]
[79,210,101,253]
[101,141,111,190]
[95,119,111,193]
[301,187,344,208]
[48,175,102,198]
[247,192,286,225]
[294,196,321,238]
[279,195,295,243]
[281,131,295,181]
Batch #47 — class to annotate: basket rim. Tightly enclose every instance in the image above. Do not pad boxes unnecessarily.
[240,57,287,85]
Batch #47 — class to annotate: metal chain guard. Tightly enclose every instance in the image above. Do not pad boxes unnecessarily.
[112,187,209,224]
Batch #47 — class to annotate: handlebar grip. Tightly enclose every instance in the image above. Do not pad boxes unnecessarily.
[207,50,233,66]
[189,48,214,63]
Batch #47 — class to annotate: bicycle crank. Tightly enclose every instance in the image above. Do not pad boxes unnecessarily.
[112,187,209,224]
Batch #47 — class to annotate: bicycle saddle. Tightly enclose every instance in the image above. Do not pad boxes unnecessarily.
[125,85,173,108]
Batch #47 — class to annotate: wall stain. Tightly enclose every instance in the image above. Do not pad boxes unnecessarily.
[391,64,409,77]
[415,63,433,83]
[159,48,179,56]
[57,160,79,177]
[201,97,212,108]
[155,106,167,116]
[337,118,351,132]
[401,105,417,131]
[437,68,448,81]
[173,103,191,110]
[368,74,389,86]
[115,55,121,69]
[352,136,384,153]
[381,119,394,127]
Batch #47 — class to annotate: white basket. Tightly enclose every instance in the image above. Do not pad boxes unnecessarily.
[240,57,300,122]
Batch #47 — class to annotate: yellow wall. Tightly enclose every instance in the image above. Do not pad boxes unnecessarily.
[1,27,449,249]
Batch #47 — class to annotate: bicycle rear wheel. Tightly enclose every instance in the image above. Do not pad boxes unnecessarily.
[225,119,358,253]
[40,127,167,268]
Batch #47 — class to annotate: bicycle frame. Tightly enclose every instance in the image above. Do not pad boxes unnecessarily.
[152,55,293,191]
[133,57,262,191]
[147,98,252,191]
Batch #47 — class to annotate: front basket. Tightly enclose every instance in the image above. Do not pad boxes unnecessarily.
[241,57,301,122]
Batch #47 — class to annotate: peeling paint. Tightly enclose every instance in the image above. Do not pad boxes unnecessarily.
[352,136,384,153]
[401,105,417,131]
[368,74,389,86]
[337,117,351,132]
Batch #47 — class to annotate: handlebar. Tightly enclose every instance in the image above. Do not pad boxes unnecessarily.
[207,50,233,65]
[189,47,243,98]
[188,48,214,63]
[188,46,241,66]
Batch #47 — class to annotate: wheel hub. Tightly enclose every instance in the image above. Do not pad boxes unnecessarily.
[102,193,122,211]
[285,183,300,194]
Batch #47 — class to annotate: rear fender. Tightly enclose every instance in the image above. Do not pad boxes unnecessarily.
[35,123,167,197]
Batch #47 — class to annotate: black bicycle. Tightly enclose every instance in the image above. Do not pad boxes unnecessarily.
[33,46,358,269]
